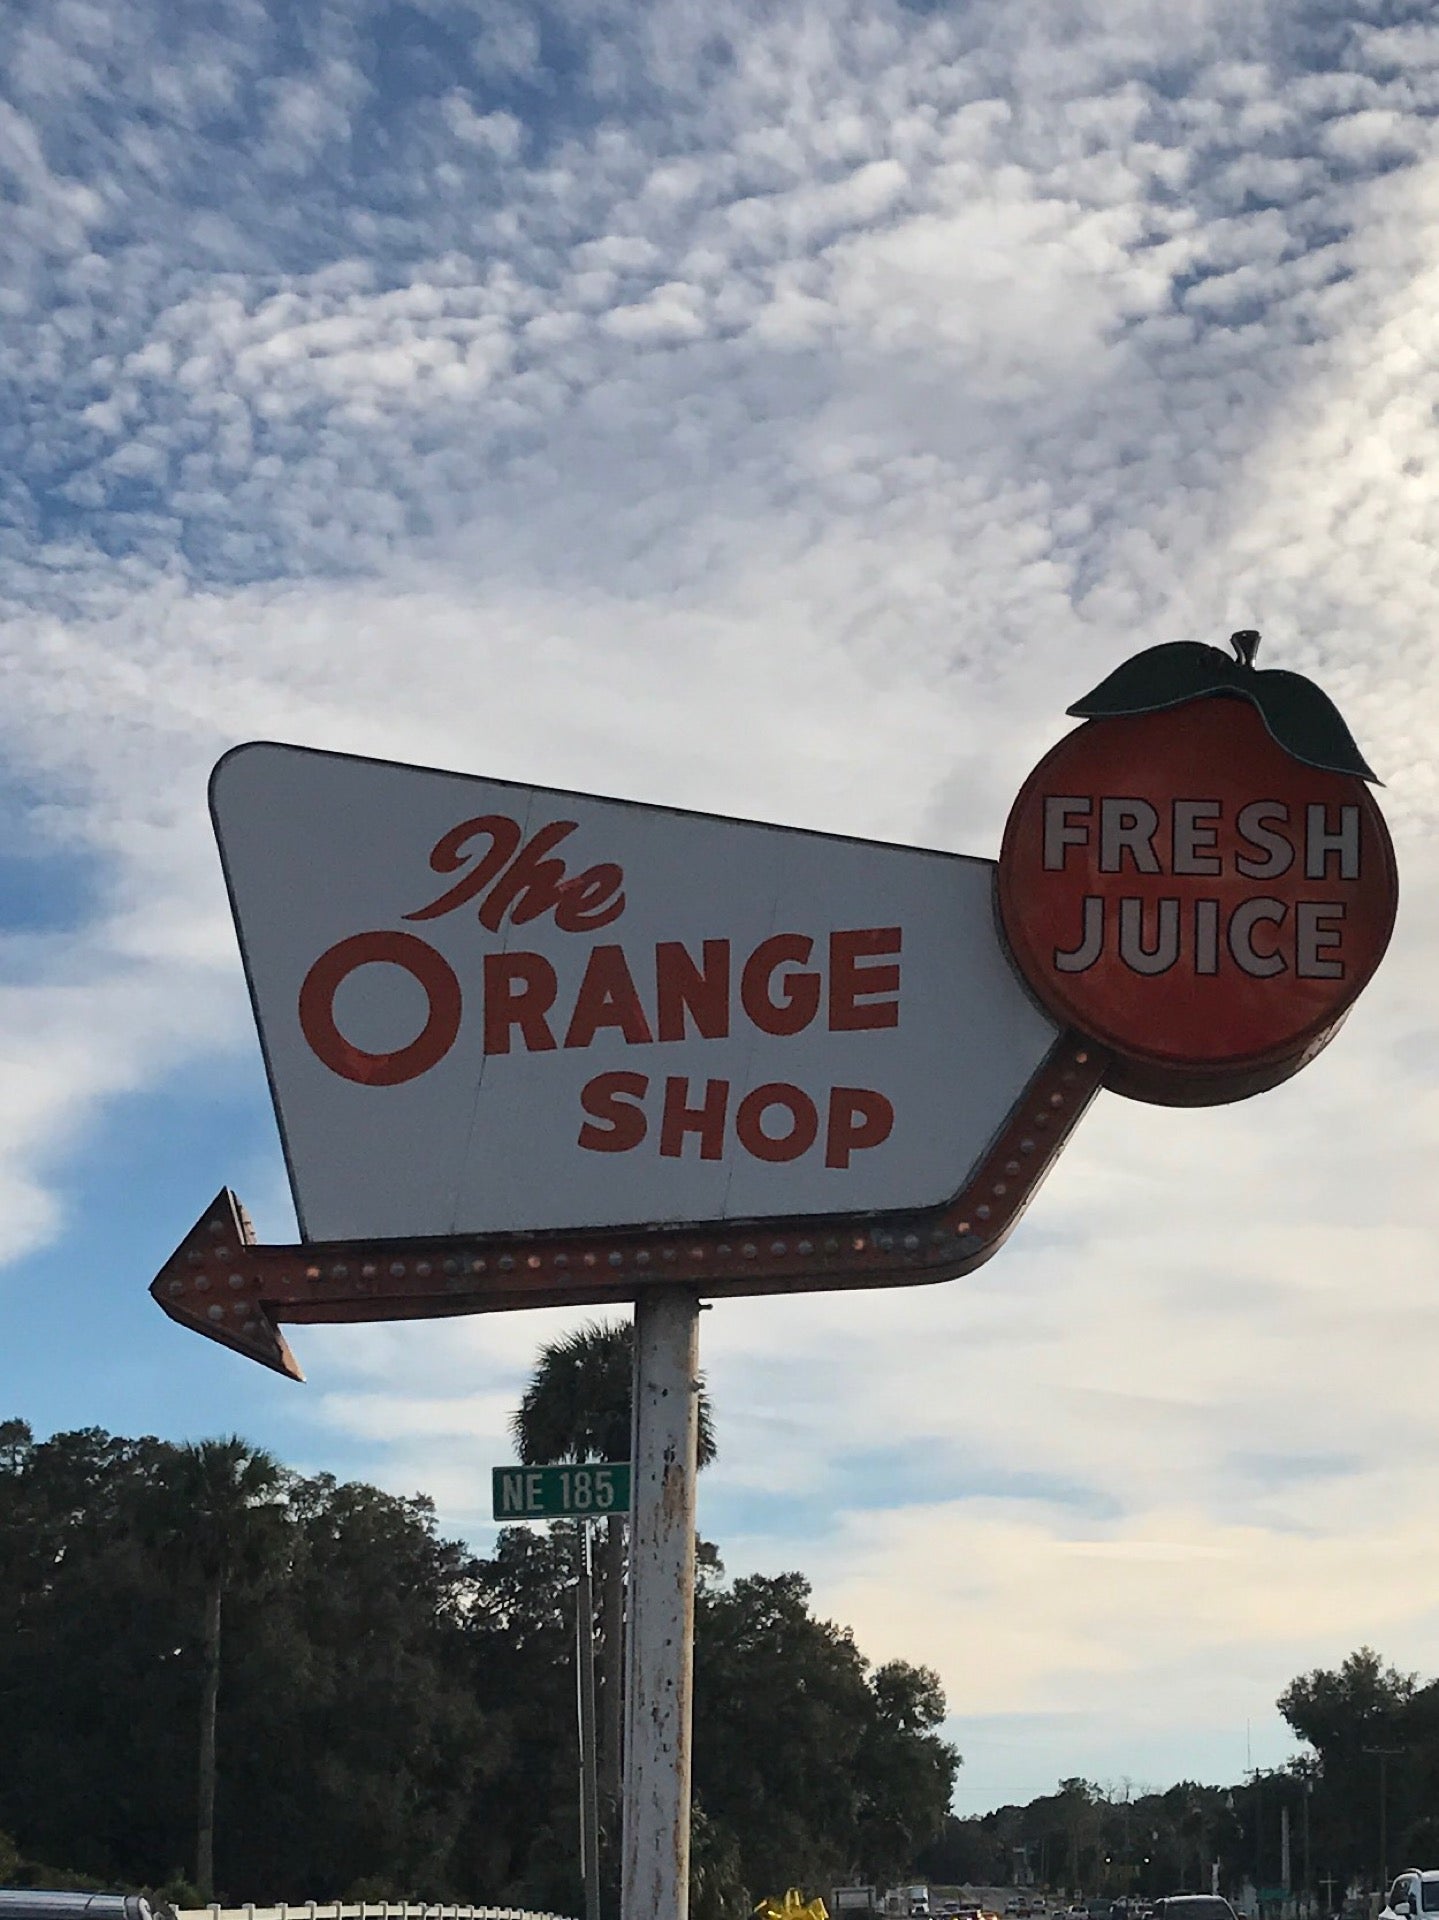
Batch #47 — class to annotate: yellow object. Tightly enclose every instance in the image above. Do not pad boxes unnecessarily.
[754,1894,829,1920]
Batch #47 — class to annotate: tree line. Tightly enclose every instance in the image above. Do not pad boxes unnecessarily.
[919,1650,1436,1905]
[0,1323,956,1915]
[6,1310,1426,1918]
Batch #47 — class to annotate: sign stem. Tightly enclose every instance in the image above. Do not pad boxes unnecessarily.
[621,1287,700,1920]
[576,1524,603,1920]
[1230,628,1262,668]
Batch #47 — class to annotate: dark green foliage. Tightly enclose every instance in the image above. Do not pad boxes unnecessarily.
[690,1802,751,1920]
[509,1318,716,1469]
[1278,1648,1422,1891]
[0,1420,553,1904]
[0,1418,954,1910]
[919,1653,1439,1906]
[920,1778,1257,1903]
[146,1437,286,1897]
[694,1572,958,1900]
[509,1316,718,1901]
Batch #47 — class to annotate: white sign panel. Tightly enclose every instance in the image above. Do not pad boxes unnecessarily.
[210,743,1059,1243]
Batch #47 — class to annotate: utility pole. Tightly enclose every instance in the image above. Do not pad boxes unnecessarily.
[1302,1778,1312,1918]
[1122,1780,1133,1893]
[1363,1748,1404,1893]
[576,1525,602,1920]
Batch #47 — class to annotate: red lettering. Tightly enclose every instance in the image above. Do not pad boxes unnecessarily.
[655,940,730,1041]
[659,1076,728,1160]
[829,927,901,1031]
[482,952,558,1054]
[735,1083,818,1163]
[825,1086,894,1168]
[406,814,627,934]
[298,931,461,1086]
[578,1071,649,1152]
[478,819,580,930]
[740,934,820,1036]
[565,945,654,1048]
[405,815,522,921]
[555,863,626,932]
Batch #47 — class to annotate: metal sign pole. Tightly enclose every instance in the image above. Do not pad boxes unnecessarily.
[621,1287,700,1920]
[576,1524,603,1920]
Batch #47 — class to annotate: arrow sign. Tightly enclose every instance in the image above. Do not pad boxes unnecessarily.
[152,740,1115,1374]
[150,1037,1105,1376]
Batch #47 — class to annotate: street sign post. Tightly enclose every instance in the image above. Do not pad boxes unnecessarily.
[489,1464,618,1920]
[492,1462,632,1521]
[150,631,1399,1920]
[576,1525,603,1920]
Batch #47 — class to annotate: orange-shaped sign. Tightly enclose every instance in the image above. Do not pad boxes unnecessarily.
[997,635,1398,1104]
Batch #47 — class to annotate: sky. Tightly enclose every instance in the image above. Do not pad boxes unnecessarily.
[3,0,1439,1821]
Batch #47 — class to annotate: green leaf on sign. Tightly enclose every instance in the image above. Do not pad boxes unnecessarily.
[1067,641,1242,717]
[1249,668,1379,783]
[1066,638,1381,783]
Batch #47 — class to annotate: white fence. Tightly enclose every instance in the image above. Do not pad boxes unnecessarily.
[177,1904,575,1920]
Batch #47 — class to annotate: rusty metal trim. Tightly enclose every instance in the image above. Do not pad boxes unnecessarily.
[150,1035,1108,1378]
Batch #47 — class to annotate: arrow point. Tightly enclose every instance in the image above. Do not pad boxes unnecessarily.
[150,1189,305,1382]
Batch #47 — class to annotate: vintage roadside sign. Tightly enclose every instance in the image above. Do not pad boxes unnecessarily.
[149,741,1103,1377]
[150,632,1396,1380]
[492,1462,632,1521]
[147,631,1398,1920]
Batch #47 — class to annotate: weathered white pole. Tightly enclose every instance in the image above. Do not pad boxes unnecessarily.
[621,1287,700,1920]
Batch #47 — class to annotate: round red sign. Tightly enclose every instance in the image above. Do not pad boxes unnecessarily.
[997,639,1398,1104]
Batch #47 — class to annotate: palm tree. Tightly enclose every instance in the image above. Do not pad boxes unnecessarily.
[154,1438,287,1899]
[510,1320,715,1830]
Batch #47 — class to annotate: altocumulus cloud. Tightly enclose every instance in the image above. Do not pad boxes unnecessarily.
[4,0,1439,1806]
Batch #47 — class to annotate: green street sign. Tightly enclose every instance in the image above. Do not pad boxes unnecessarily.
[492,1462,632,1521]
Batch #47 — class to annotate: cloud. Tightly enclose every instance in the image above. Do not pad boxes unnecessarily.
[4,0,1439,1806]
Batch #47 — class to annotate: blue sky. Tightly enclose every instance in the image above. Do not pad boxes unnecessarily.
[5,0,1439,1817]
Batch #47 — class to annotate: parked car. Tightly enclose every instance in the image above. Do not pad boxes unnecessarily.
[1152,1896,1241,1920]
[1381,1871,1439,1920]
